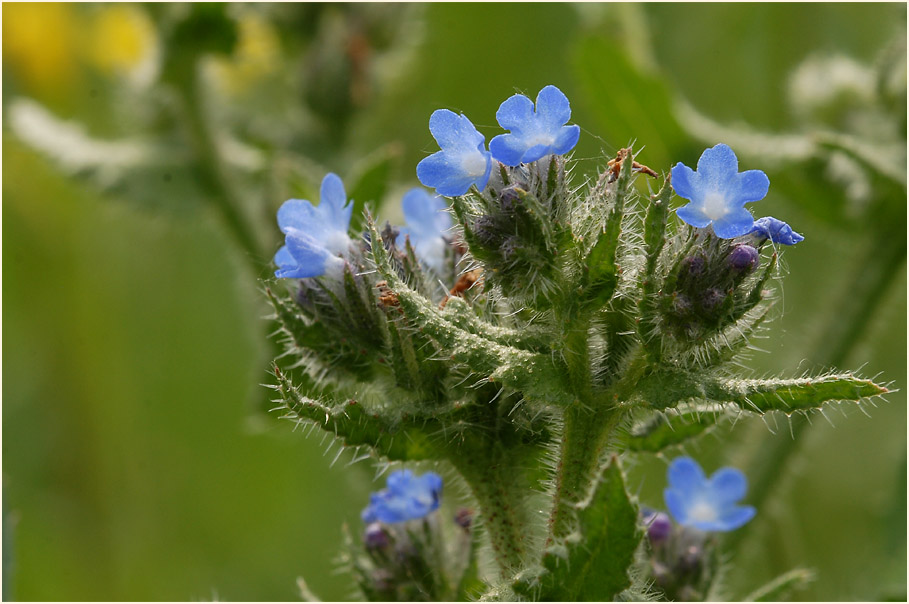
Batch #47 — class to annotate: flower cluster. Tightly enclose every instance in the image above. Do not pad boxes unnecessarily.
[417,85,580,197]
[273,173,354,279]
[672,144,803,245]
[663,456,755,532]
[361,469,443,524]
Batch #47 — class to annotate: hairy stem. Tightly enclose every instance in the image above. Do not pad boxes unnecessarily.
[172,62,265,272]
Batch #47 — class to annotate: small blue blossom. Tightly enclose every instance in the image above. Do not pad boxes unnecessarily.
[396,188,453,273]
[361,470,443,524]
[489,85,581,166]
[274,173,353,279]
[663,457,755,532]
[671,144,770,239]
[750,216,805,245]
[417,110,492,197]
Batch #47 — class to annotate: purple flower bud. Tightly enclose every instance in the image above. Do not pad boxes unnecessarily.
[364,522,390,550]
[727,244,759,272]
[498,186,523,214]
[682,255,706,278]
[701,288,726,311]
[645,512,673,546]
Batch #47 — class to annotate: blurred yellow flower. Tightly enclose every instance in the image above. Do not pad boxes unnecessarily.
[87,5,155,74]
[211,13,280,95]
[3,3,78,94]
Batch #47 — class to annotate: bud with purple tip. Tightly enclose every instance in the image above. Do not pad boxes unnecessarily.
[727,244,759,272]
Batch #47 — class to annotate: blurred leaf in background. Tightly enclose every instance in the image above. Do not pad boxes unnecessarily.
[3,2,905,601]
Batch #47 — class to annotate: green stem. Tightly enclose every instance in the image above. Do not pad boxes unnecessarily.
[450,446,532,577]
[547,402,626,543]
[173,62,265,273]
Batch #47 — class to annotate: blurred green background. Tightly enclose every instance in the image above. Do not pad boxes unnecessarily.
[3,3,905,601]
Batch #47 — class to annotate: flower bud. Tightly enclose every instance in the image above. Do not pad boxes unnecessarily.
[364,522,390,550]
[498,186,522,214]
[682,255,707,278]
[472,215,500,248]
[727,244,759,272]
[671,293,692,316]
[645,511,673,546]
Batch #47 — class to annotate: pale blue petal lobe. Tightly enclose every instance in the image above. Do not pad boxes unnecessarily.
[709,467,748,503]
[489,134,527,166]
[552,124,581,156]
[496,94,535,131]
[696,143,739,185]
[668,457,707,492]
[670,163,700,201]
[277,199,320,232]
[520,143,551,165]
[733,169,770,204]
[664,488,690,525]
[711,207,755,238]
[718,505,756,531]
[536,84,572,128]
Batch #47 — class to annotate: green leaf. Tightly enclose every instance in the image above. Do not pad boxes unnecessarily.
[637,176,672,360]
[520,456,642,601]
[743,568,814,602]
[272,366,437,461]
[623,402,736,452]
[582,151,633,309]
[633,368,888,414]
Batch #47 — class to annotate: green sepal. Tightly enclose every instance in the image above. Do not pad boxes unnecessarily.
[368,220,570,406]
[581,150,634,310]
[622,402,737,452]
[515,456,642,601]
[272,366,437,461]
[637,176,672,360]
[743,568,814,602]
[633,367,888,414]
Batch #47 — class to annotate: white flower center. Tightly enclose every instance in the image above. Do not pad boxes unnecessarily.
[702,192,729,221]
[688,499,719,523]
[527,133,556,148]
[322,230,352,257]
[460,150,488,178]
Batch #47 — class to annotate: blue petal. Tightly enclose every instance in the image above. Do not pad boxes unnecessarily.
[319,173,353,233]
[401,188,451,236]
[708,467,748,504]
[277,199,321,233]
[429,109,484,152]
[696,143,740,188]
[417,149,490,197]
[664,487,691,525]
[716,504,756,531]
[731,169,770,205]
[551,124,581,156]
[520,143,552,165]
[495,93,535,132]
[535,85,572,129]
[489,133,529,166]
[395,226,412,250]
[274,245,295,269]
[670,163,701,202]
[676,203,713,229]
[667,457,707,493]
[282,230,331,278]
[711,207,755,238]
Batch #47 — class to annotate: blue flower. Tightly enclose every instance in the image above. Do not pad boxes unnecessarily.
[361,470,443,524]
[750,216,804,245]
[663,457,755,532]
[274,173,353,279]
[417,110,492,197]
[396,188,453,273]
[671,144,770,238]
[489,85,581,166]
